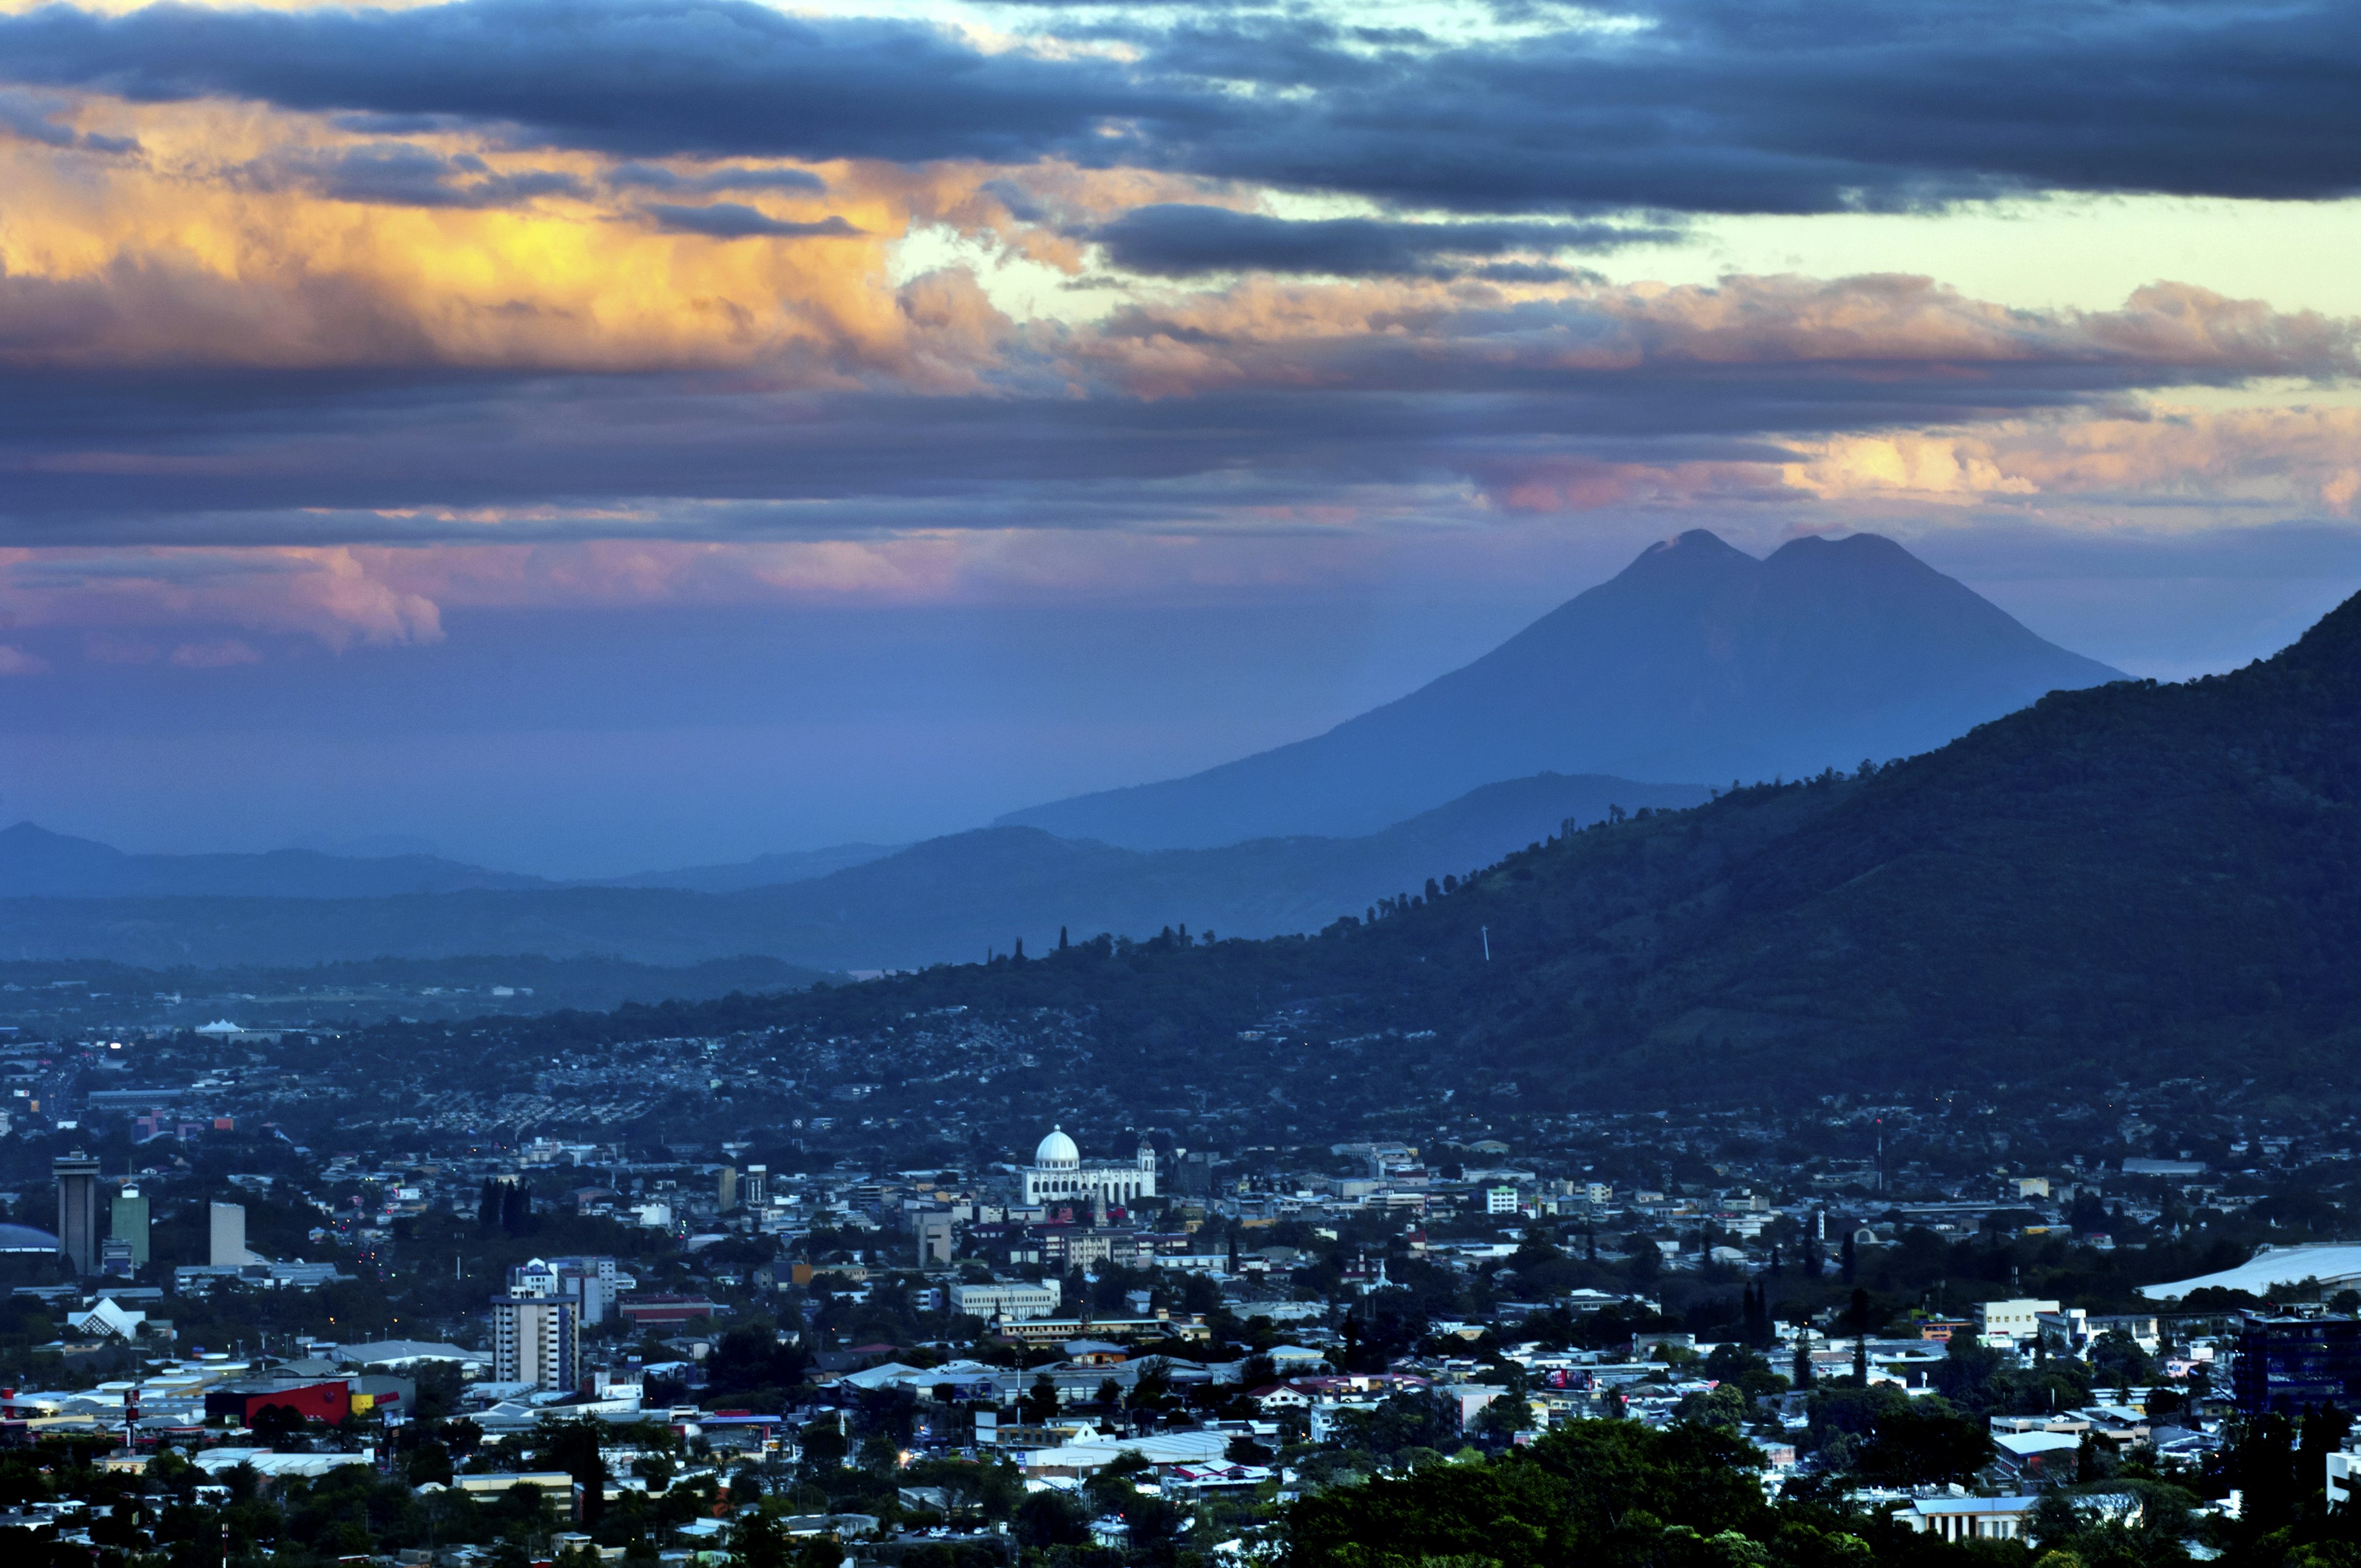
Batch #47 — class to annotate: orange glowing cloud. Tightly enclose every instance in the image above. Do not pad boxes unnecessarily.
[0,95,1034,377]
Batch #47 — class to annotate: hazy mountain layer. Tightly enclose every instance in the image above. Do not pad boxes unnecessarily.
[0,773,1703,970]
[0,822,908,901]
[999,529,2122,849]
[0,822,555,899]
[413,580,2361,1108]
[590,844,901,893]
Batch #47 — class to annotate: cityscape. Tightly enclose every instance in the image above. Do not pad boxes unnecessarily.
[1,0,2359,1565]
[1,993,2359,1564]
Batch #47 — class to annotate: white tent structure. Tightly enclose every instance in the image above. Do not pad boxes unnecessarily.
[2137,1245,2361,1301]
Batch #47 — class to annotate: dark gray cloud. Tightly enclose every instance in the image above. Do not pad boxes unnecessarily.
[0,0,1168,164]
[3,0,2359,213]
[638,201,858,239]
[609,162,827,195]
[1470,262,1582,284]
[0,291,2322,540]
[0,371,1793,533]
[1093,204,1670,277]
[244,143,587,208]
[0,87,136,152]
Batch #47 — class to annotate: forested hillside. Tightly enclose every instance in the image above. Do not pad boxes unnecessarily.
[398,585,2361,1109]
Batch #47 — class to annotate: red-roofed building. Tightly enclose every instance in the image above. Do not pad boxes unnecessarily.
[617,1296,721,1328]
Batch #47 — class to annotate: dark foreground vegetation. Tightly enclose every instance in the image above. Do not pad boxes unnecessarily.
[1284,1407,2361,1568]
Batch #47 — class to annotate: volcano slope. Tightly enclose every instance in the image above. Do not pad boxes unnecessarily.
[338,588,2361,1113]
[1389,584,2361,1102]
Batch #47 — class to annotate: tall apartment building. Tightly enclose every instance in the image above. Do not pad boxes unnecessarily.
[508,1256,620,1325]
[717,1166,738,1212]
[493,1291,579,1390]
[53,1155,101,1275]
[743,1165,768,1209]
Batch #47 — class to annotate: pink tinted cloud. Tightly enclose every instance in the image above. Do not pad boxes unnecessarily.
[1785,403,2361,513]
[0,547,442,648]
[1062,275,2359,397]
[168,637,261,667]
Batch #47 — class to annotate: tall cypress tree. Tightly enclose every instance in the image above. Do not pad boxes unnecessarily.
[1849,1288,1872,1385]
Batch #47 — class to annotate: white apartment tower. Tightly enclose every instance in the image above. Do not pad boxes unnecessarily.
[495,1261,580,1390]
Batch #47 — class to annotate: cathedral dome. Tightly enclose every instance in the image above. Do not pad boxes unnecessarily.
[1035,1126,1080,1168]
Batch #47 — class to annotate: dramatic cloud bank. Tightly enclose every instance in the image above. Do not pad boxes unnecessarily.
[5,0,2360,212]
[0,0,2352,670]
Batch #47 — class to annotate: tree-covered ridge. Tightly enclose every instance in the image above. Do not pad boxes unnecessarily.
[350,587,2361,1111]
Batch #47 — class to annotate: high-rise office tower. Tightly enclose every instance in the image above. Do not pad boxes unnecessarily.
[111,1185,151,1269]
[53,1155,101,1275]
[743,1165,768,1209]
[210,1201,251,1266]
[717,1165,738,1212]
[914,1210,955,1268]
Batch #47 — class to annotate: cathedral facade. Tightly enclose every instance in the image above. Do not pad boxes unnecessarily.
[1022,1125,1157,1206]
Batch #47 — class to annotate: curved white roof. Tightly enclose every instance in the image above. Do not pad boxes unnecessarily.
[2136,1243,2361,1301]
[1035,1126,1080,1167]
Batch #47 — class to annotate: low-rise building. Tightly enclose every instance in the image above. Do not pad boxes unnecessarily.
[1898,1496,2039,1542]
[1974,1298,2062,1345]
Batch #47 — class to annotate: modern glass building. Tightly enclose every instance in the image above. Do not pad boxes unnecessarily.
[2233,1313,2361,1414]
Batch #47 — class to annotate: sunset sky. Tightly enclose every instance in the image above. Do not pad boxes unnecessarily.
[2,0,2359,873]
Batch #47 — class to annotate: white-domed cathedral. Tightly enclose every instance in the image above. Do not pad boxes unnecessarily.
[1022,1125,1157,1206]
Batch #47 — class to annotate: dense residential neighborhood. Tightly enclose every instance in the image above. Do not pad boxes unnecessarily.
[2,1013,2360,1567]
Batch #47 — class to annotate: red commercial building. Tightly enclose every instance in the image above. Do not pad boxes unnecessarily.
[204,1380,351,1427]
[616,1296,721,1329]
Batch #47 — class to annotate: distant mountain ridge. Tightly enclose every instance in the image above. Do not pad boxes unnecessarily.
[590,844,900,893]
[0,822,905,901]
[0,772,1704,970]
[0,822,555,900]
[424,577,2361,1107]
[997,529,2123,849]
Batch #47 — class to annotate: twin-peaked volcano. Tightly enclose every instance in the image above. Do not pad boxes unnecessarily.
[998,529,2122,849]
